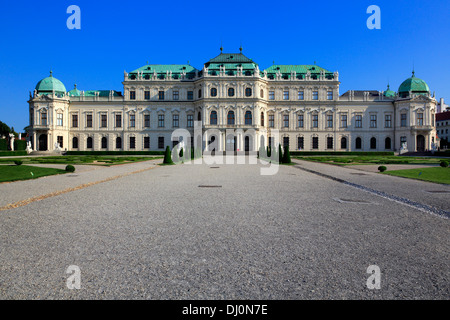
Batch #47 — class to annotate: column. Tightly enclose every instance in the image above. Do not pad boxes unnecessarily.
[33,132,37,151]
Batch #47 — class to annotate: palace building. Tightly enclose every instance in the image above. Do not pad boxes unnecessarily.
[27,48,437,153]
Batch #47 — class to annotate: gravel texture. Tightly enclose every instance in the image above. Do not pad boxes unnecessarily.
[0,158,448,299]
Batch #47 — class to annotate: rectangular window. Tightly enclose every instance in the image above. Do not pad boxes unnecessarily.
[283,91,289,100]
[327,137,333,149]
[72,114,78,128]
[101,114,107,128]
[158,114,165,127]
[130,114,135,127]
[312,91,319,100]
[144,114,150,128]
[340,115,347,128]
[417,113,423,126]
[173,114,179,128]
[115,114,122,128]
[370,115,377,128]
[385,115,392,128]
[158,137,164,149]
[298,91,304,100]
[144,91,150,100]
[158,91,165,100]
[144,137,150,149]
[130,137,136,149]
[187,91,193,100]
[355,115,362,128]
[312,137,319,149]
[298,115,304,128]
[269,91,275,100]
[327,91,333,100]
[130,91,136,100]
[57,114,63,126]
[298,137,304,150]
[327,115,333,128]
[401,114,407,127]
[172,140,178,149]
[312,115,318,128]
[187,115,194,128]
[173,91,179,100]
[269,114,275,128]
[283,115,289,128]
[86,114,92,128]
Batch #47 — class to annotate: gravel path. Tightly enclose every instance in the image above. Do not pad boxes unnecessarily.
[0,158,448,299]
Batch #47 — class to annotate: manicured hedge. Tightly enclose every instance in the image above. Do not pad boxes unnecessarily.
[290,151,395,156]
[14,140,27,151]
[0,139,7,151]
[66,151,165,156]
[0,151,27,157]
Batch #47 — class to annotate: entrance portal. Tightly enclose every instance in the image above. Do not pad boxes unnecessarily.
[38,134,48,151]
[226,135,236,152]
[417,135,425,152]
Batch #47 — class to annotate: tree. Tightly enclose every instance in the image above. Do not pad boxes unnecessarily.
[0,121,12,137]
[282,145,292,164]
[278,144,283,163]
[163,146,173,164]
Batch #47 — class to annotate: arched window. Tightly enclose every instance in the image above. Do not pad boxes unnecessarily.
[210,88,217,97]
[385,137,392,150]
[245,88,252,97]
[260,89,264,98]
[87,137,93,149]
[72,137,78,149]
[227,111,235,125]
[228,88,235,97]
[198,89,202,98]
[198,112,201,121]
[116,137,122,149]
[370,137,377,149]
[101,137,108,149]
[261,112,265,126]
[245,111,252,125]
[355,137,362,149]
[341,137,347,149]
[210,111,218,125]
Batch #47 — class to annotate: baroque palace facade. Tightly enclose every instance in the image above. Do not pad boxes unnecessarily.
[28,49,437,153]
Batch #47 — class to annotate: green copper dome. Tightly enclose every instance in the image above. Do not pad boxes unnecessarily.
[384,84,396,98]
[398,72,429,98]
[68,84,81,96]
[35,71,67,95]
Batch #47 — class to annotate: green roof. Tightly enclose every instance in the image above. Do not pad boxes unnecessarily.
[35,71,66,94]
[264,65,334,80]
[398,72,430,94]
[207,53,255,64]
[384,84,396,97]
[68,84,81,96]
[128,64,197,79]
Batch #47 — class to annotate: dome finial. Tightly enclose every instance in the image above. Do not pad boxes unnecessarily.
[220,41,223,53]
[239,42,242,53]
[50,70,53,77]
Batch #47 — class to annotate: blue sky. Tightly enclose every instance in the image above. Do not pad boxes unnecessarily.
[1,0,449,131]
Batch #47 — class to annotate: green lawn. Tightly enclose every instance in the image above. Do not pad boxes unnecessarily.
[295,155,448,166]
[0,156,161,166]
[383,167,450,184]
[0,165,67,183]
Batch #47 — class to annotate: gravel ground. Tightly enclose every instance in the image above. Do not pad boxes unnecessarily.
[0,158,448,299]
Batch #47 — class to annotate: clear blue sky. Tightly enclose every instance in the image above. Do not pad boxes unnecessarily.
[1,0,449,132]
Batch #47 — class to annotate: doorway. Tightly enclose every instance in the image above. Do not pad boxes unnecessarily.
[417,135,425,152]
[38,134,47,151]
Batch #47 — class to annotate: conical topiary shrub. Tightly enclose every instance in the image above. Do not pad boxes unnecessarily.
[163,146,173,164]
[278,144,283,163]
[179,148,184,159]
[282,145,291,164]
[267,146,271,158]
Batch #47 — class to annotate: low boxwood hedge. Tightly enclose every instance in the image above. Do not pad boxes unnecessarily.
[66,151,165,156]
[291,151,395,156]
[0,151,27,157]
